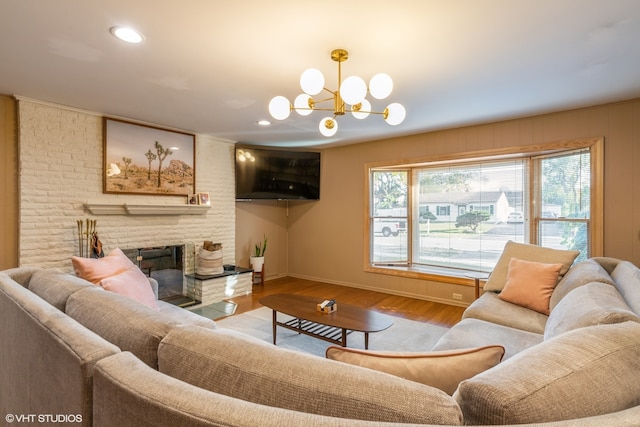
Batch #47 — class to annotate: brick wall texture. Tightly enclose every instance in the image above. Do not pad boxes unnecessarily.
[18,100,235,271]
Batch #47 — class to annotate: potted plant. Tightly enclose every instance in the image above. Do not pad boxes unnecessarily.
[250,234,267,273]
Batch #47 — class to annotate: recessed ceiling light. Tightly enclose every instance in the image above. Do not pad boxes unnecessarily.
[257,119,271,126]
[110,26,144,44]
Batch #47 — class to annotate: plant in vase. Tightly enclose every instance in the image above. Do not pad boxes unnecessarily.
[250,234,267,273]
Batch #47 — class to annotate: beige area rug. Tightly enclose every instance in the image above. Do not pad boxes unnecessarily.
[216,306,449,358]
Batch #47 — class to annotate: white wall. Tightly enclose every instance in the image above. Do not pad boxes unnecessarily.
[18,100,236,272]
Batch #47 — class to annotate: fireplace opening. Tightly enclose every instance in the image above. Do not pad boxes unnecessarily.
[123,245,193,306]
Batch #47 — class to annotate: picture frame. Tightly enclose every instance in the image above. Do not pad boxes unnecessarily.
[187,194,198,205]
[198,192,210,206]
[103,117,195,196]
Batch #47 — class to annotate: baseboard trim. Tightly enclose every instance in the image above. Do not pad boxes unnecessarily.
[286,273,470,308]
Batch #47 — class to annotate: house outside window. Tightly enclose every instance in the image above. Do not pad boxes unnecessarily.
[365,138,603,279]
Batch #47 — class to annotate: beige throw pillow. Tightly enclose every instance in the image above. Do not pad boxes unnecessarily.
[325,345,505,395]
[483,240,579,292]
[498,258,563,315]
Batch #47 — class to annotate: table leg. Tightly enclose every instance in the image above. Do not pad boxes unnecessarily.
[364,332,369,350]
[341,329,347,347]
[271,309,277,345]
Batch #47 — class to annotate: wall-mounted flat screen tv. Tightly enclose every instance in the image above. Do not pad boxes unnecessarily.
[235,147,320,200]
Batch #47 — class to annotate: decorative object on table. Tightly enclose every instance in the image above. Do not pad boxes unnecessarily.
[317,299,337,313]
[197,192,210,206]
[103,117,195,196]
[249,234,267,273]
[76,218,104,258]
[268,48,406,137]
[196,241,223,275]
[187,194,198,205]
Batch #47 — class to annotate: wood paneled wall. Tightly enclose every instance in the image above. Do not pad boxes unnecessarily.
[0,95,18,269]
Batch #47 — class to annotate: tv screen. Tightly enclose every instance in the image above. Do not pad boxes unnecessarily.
[235,148,320,200]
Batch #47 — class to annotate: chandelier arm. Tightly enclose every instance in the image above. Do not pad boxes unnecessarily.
[315,96,336,104]
[296,107,335,112]
[344,108,385,115]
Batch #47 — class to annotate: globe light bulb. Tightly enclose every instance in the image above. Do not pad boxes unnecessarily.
[319,117,338,137]
[384,103,406,126]
[369,73,393,99]
[294,94,313,116]
[351,99,371,120]
[300,68,325,95]
[268,96,291,120]
[340,76,367,105]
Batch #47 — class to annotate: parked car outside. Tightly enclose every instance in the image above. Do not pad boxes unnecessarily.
[374,219,407,237]
[507,212,524,223]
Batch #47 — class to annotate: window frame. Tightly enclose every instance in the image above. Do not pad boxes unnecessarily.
[363,137,604,284]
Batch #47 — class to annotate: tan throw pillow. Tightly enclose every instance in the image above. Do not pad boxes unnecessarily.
[498,258,562,315]
[325,345,505,395]
[72,248,158,310]
[483,240,579,292]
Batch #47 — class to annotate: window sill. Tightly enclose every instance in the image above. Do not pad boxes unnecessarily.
[365,264,490,288]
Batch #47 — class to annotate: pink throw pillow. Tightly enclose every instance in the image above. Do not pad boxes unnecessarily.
[100,269,158,310]
[72,248,158,310]
[498,258,563,315]
[72,248,133,284]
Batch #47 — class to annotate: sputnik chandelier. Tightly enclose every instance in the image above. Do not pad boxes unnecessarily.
[268,49,406,137]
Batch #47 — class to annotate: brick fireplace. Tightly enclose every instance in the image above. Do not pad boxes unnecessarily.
[16,99,236,271]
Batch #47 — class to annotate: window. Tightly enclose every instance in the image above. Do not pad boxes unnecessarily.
[365,138,603,280]
[370,170,408,263]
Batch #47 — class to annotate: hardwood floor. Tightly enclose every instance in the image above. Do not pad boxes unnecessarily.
[227,276,465,328]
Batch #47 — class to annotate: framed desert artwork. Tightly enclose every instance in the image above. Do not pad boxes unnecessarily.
[103,118,195,196]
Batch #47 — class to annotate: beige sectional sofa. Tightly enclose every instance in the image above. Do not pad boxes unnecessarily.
[1,256,640,426]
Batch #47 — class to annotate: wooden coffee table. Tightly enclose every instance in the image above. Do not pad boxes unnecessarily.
[259,294,393,349]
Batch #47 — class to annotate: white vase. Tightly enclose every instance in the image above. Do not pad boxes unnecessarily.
[250,256,264,273]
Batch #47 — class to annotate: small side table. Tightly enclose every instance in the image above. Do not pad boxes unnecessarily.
[465,272,490,299]
[252,266,265,286]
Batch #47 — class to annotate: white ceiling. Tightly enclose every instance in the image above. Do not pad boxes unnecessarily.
[2,0,640,148]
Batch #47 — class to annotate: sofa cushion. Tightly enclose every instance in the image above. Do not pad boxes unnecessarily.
[28,269,94,312]
[431,317,543,360]
[99,268,158,310]
[610,260,640,315]
[325,345,504,395]
[158,326,464,425]
[462,292,548,334]
[498,258,563,315]
[72,248,158,309]
[455,321,640,424]
[156,300,219,327]
[549,258,616,311]
[483,240,579,292]
[95,351,425,427]
[545,282,640,340]
[66,287,215,369]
